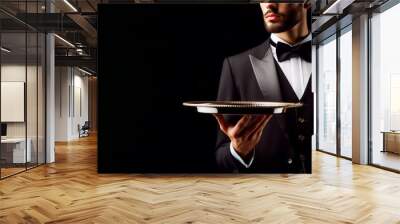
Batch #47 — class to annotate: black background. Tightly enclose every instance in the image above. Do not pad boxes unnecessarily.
[98,4,269,172]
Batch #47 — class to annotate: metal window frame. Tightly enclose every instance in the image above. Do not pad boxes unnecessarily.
[315,21,353,161]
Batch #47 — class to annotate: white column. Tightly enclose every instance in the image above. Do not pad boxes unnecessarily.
[352,14,369,164]
[46,33,55,163]
[45,0,56,163]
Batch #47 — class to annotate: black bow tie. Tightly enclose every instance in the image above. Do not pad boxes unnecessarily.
[270,40,311,63]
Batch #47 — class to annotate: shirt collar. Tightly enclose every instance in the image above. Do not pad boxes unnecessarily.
[270,33,312,47]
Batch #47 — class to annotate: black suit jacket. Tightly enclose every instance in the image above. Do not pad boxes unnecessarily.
[215,38,310,173]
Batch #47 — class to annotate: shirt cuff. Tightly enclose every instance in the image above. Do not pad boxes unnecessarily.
[229,142,255,168]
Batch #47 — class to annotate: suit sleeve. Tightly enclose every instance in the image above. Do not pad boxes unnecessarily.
[215,58,250,172]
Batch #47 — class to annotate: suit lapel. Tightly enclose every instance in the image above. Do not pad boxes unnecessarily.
[248,39,287,140]
[248,39,282,102]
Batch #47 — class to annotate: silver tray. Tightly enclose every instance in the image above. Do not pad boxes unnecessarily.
[183,101,303,114]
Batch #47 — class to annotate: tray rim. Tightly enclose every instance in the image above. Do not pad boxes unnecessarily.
[182,101,303,109]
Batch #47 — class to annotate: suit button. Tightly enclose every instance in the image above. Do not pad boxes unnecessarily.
[288,158,293,164]
[298,135,305,141]
[298,117,305,123]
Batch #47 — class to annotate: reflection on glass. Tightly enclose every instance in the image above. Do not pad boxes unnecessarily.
[27,31,38,169]
[25,0,42,170]
[0,1,47,179]
[318,36,337,154]
[371,3,400,171]
[38,32,46,165]
[340,28,352,158]
[1,32,27,177]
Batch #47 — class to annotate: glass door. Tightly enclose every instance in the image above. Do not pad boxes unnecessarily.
[317,35,337,155]
[1,30,28,178]
[339,26,352,159]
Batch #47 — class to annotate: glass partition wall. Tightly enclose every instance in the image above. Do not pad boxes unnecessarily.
[0,31,27,177]
[339,26,352,159]
[317,35,337,155]
[370,2,400,171]
[0,2,46,179]
[316,0,400,171]
[316,25,353,159]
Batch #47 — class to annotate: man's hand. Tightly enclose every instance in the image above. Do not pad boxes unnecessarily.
[214,114,273,159]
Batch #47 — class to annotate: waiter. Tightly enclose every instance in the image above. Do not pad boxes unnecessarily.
[214,2,313,173]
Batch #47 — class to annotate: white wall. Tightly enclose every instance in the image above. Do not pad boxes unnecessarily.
[1,65,41,137]
[72,72,89,138]
[1,65,27,140]
[55,66,89,141]
[55,66,70,141]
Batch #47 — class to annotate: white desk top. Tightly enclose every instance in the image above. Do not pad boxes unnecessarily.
[1,138,29,143]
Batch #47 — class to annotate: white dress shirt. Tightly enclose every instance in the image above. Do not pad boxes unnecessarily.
[230,33,312,168]
[270,33,312,99]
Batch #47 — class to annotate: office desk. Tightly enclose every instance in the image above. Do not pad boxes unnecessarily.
[1,138,32,163]
[382,131,400,154]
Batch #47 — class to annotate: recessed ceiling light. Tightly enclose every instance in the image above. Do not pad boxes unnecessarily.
[1,47,11,53]
[63,0,78,12]
[323,0,355,15]
[54,34,75,48]
[77,67,93,76]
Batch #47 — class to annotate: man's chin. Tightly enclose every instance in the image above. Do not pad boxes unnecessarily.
[265,24,286,33]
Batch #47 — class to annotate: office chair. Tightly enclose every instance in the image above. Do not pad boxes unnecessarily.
[79,121,90,138]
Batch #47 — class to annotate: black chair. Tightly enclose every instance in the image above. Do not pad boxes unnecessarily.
[79,121,90,138]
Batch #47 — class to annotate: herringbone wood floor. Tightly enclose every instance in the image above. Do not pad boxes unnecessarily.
[1,135,400,224]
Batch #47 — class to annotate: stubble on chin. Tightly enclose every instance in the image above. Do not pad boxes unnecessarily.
[265,23,283,34]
